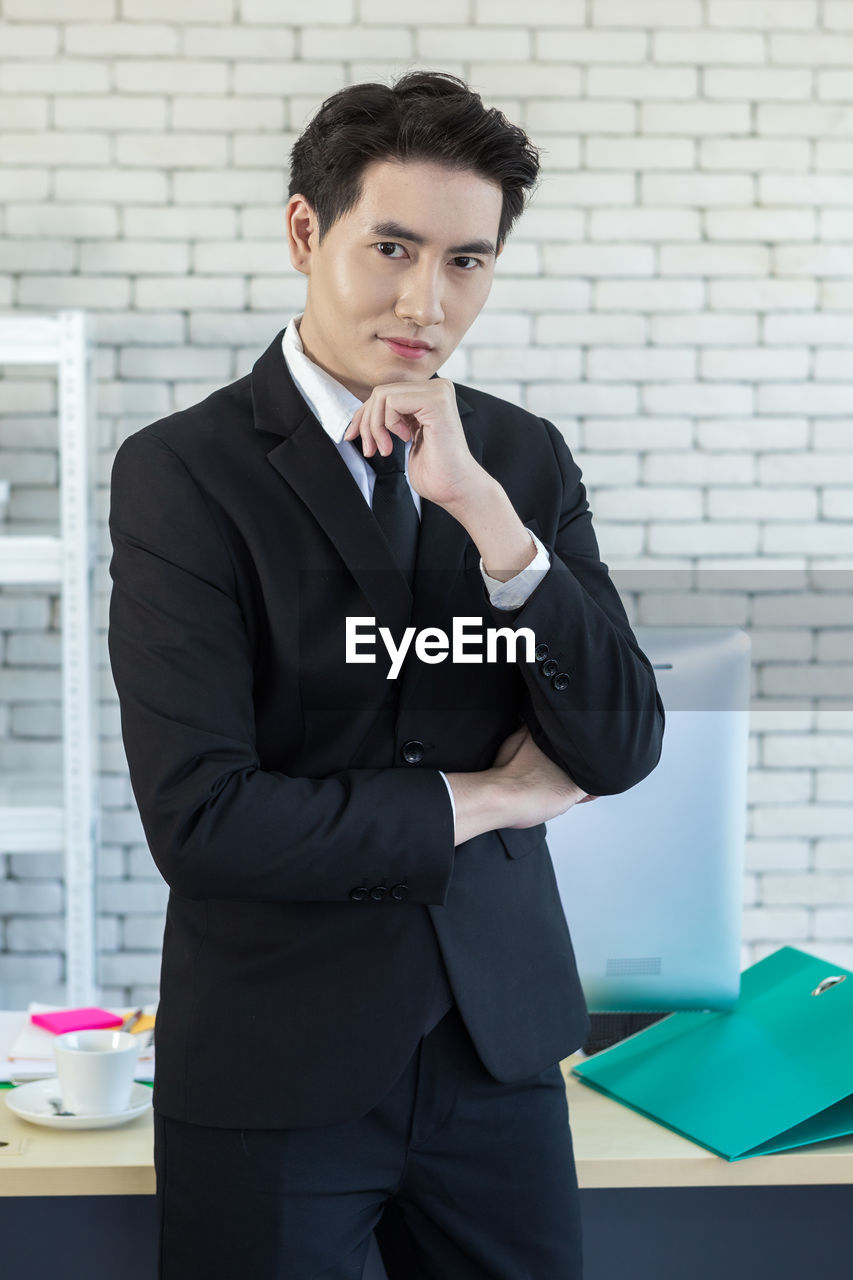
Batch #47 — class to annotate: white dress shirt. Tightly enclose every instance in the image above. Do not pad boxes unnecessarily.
[281,315,553,832]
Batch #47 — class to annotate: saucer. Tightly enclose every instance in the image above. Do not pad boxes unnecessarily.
[4,1078,153,1130]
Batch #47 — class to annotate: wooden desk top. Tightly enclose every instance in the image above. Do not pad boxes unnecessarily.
[3,1058,853,1196]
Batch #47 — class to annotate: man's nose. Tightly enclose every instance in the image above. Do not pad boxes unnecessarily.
[395,263,445,328]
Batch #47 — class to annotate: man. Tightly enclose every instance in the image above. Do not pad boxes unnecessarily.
[108,71,664,1279]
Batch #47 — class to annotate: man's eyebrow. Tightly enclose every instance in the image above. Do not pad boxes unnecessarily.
[369,221,497,257]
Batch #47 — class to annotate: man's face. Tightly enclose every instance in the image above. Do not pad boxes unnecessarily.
[287,158,503,401]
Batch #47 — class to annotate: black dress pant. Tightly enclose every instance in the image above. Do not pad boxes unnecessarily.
[153,1004,583,1279]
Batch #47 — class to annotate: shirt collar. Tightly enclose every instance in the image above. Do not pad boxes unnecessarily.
[281,315,363,446]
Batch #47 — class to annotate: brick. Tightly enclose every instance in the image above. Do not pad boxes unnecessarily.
[116,59,228,94]
[825,1,853,28]
[823,282,853,309]
[741,907,810,939]
[573,454,640,487]
[124,0,234,17]
[242,0,350,18]
[648,522,759,556]
[772,33,853,64]
[79,241,189,275]
[0,955,63,985]
[759,384,853,415]
[0,881,62,913]
[645,383,755,416]
[587,65,696,98]
[0,23,59,56]
[745,840,811,872]
[708,488,817,521]
[134,276,244,308]
[192,240,310,276]
[306,25,411,58]
[701,348,810,381]
[471,64,583,99]
[95,312,184,345]
[815,423,853,450]
[0,59,110,93]
[534,314,647,345]
[0,96,49,127]
[544,244,655,276]
[0,240,74,271]
[115,133,228,168]
[98,952,163,987]
[763,173,853,205]
[535,172,635,206]
[488,277,591,311]
[119,346,230,381]
[817,142,853,172]
[5,918,65,951]
[594,487,701,521]
[184,24,295,57]
[536,29,646,61]
[660,244,770,275]
[527,100,635,134]
[816,349,853,380]
[189,310,291,346]
[0,451,57,484]
[470,348,582,380]
[755,594,853,630]
[757,103,853,135]
[173,97,285,132]
[476,0,585,21]
[637,591,748,626]
[705,67,811,99]
[701,138,810,172]
[590,208,700,240]
[526,382,639,417]
[585,136,694,169]
[642,101,750,134]
[0,596,50,629]
[711,279,817,311]
[697,419,808,451]
[173,170,284,204]
[18,275,131,309]
[417,27,531,61]
[642,173,754,205]
[814,908,853,938]
[763,873,852,907]
[750,771,814,805]
[55,168,168,202]
[705,208,815,240]
[592,0,702,26]
[763,526,853,557]
[643,452,753,484]
[817,773,853,803]
[587,347,696,380]
[584,419,693,450]
[749,628,814,662]
[595,280,705,311]
[0,171,50,200]
[4,0,114,13]
[55,95,168,131]
[709,0,817,27]
[824,490,853,519]
[776,244,853,276]
[0,380,54,414]
[122,916,166,949]
[124,206,236,239]
[650,313,758,344]
[6,203,118,238]
[65,22,177,55]
[654,31,765,63]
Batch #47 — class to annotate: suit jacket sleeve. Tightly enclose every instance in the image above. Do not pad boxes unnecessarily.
[483,416,665,797]
[107,429,455,905]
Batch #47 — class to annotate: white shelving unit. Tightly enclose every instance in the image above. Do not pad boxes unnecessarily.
[0,310,100,1004]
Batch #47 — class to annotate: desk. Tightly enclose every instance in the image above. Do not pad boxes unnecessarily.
[2,1056,852,1278]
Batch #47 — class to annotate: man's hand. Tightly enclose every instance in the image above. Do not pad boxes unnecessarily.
[343,377,487,512]
[446,724,596,846]
[344,378,539,582]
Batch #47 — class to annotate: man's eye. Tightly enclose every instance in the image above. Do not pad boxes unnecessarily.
[454,257,481,270]
[376,242,405,258]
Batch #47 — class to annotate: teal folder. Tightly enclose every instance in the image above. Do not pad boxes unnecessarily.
[572,946,853,1161]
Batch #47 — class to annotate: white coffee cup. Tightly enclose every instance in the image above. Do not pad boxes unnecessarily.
[53,1029,140,1115]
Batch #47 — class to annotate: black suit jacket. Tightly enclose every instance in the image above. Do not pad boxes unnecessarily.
[107,328,664,1129]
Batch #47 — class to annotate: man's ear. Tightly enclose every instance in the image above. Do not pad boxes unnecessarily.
[286,195,317,276]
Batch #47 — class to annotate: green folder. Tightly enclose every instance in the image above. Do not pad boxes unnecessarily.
[572,946,853,1161]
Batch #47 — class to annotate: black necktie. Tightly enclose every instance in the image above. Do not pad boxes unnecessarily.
[358,435,419,589]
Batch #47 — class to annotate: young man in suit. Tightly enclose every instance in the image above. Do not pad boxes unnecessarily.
[108,71,664,1279]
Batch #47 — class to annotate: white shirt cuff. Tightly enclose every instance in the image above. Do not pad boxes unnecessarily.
[480,529,551,611]
[438,770,456,839]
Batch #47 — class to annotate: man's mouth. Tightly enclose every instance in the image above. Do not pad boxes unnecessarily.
[380,337,433,360]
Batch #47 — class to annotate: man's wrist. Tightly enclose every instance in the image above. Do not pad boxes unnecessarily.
[444,767,512,846]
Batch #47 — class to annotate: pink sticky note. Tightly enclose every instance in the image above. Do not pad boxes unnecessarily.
[31,1007,124,1035]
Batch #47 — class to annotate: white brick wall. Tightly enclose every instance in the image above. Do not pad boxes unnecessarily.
[1,0,852,1001]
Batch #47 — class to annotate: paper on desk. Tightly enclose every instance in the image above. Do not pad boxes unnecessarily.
[0,1005,155,1082]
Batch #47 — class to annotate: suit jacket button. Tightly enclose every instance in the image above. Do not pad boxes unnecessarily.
[541,659,558,678]
[370,884,388,901]
[534,643,549,662]
[553,672,571,691]
[391,883,408,901]
[401,740,425,764]
[349,886,369,902]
